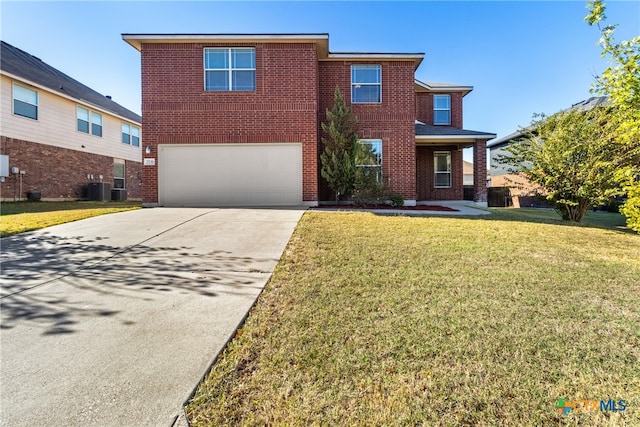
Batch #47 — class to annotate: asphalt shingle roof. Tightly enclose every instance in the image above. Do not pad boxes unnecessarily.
[1,41,141,123]
[415,123,496,137]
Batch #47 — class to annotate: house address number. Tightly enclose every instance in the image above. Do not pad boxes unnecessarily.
[143,158,156,166]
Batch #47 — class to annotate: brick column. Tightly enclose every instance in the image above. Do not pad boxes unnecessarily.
[473,139,487,206]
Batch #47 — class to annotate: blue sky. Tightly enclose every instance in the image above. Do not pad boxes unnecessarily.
[2,1,638,162]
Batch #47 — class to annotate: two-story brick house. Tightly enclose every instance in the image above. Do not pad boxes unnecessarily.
[123,33,495,207]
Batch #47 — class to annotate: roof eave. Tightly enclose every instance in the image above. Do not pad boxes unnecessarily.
[122,33,330,54]
[414,80,473,96]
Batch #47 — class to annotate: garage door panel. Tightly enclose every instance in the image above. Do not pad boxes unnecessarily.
[158,144,302,207]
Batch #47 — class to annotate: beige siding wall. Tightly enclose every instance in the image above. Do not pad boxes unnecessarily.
[1,75,141,162]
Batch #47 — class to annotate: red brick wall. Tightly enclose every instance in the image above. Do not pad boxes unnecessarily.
[472,139,487,203]
[415,92,463,128]
[318,61,416,201]
[140,42,319,204]
[416,145,464,200]
[0,136,141,200]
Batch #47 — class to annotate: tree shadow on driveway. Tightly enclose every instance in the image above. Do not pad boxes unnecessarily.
[1,232,274,335]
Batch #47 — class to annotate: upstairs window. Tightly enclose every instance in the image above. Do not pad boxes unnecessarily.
[433,95,451,125]
[122,123,141,146]
[351,65,381,103]
[77,107,89,133]
[356,139,383,182]
[13,83,38,120]
[204,48,256,91]
[434,151,452,188]
[91,112,103,137]
[77,107,102,137]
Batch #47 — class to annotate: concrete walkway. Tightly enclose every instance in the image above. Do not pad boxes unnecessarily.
[0,208,304,427]
[312,201,491,216]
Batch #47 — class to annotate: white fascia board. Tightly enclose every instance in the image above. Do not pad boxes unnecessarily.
[1,70,141,125]
[122,33,329,50]
[416,134,497,140]
[328,53,424,60]
[414,79,473,93]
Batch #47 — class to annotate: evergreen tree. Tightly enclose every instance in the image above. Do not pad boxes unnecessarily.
[320,87,358,204]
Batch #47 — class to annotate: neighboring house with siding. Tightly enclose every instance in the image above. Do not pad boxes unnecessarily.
[123,33,495,207]
[488,96,608,196]
[0,41,142,201]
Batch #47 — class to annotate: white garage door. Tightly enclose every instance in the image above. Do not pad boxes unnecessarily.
[158,143,303,207]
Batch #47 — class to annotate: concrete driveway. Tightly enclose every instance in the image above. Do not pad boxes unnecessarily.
[0,208,304,427]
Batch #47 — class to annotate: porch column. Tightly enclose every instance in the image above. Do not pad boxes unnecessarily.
[473,139,488,206]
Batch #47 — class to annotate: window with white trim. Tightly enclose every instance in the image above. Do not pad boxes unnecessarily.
[13,83,38,120]
[433,94,451,125]
[434,151,452,188]
[114,160,125,189]
[77,107,89,133]
[204,48,256,91]
[122,123,141,146]
[351,65,381,103]
[356,139,383,182]
[91,112,102,137]
[77,107,102,137]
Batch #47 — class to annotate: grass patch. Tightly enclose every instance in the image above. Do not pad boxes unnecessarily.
[187,210,639,426]
[0,201,141,237]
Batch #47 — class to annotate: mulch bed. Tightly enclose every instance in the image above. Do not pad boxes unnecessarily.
[312,205,459,212]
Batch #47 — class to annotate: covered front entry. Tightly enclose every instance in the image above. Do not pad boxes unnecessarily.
[158,143,303,207]
[416,145,465,201]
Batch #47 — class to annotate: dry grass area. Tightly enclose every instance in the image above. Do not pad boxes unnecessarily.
[186,209,639,426]
[0,201,140,237]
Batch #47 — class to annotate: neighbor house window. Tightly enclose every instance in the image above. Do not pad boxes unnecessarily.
[433,95,451,125]
[434,151,452,188]
[13,83,38,120]
[121,123,140,146]
[77,107,89,133]
[351,65,381,103]
[131,126,140,147]
[77,107,102,137]
[204,48,256,91]
[356,139,383,182]
[91,112,102,137]
[114,160,125,189]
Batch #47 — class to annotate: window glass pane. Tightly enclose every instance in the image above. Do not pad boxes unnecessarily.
[206,70,229,90]
[132,127,140,146]
[356,140,382,166]
[91,112,102,137]
[435,173,451,187]
[204,49,228,69]
[232,70,255,90]
[434,153,451,172]
[352,65,381,83]
[91,112,102,125]
[114,162,125,178]
[352,85,381,103]
[14,100,37,119]
[434,110,451,125]
[434,95,450,109]
[122,123,130,144]
[231,48,255,68]
[13,84,37,105]
[77,107,89,121]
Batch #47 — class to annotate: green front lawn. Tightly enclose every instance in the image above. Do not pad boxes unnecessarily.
[0,201,141,237]
[187,209,639,426]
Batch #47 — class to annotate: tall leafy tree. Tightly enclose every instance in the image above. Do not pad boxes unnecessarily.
[320,87,358,204]
[586,0,640,231]
[498,107,624,222]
